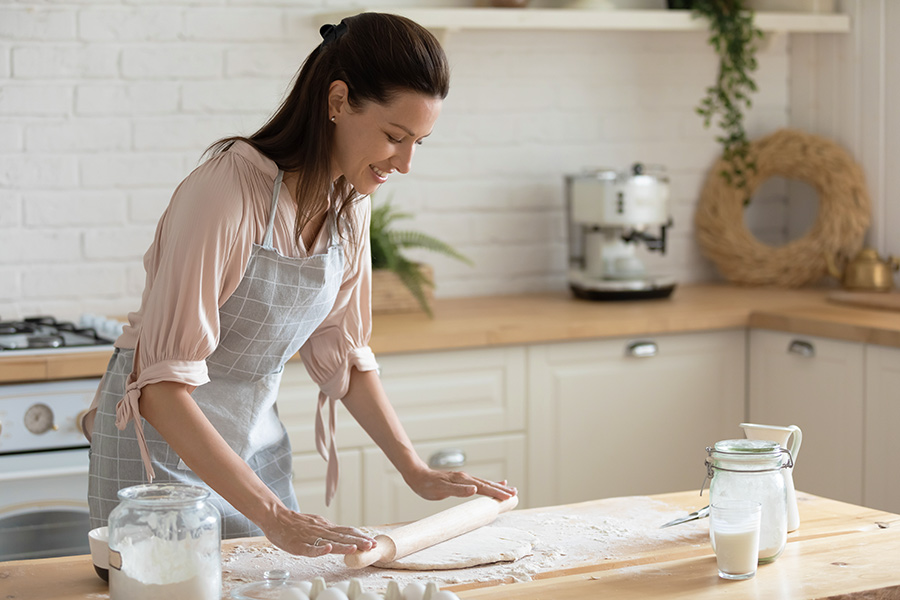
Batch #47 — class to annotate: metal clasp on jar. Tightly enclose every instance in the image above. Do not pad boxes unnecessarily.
[700,447,794,496]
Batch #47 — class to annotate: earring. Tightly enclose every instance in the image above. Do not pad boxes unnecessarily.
[330,116,335,122]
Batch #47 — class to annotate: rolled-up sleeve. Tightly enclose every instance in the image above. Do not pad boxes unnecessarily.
[134,152,255,383]
[298,196,379,398]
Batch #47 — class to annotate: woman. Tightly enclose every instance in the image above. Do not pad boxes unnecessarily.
[82,12,516,558]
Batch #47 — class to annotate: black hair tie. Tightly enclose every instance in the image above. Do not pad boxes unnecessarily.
[319,20,348,46]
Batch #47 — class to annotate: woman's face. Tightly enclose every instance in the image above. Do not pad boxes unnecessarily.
[330,87,442,196]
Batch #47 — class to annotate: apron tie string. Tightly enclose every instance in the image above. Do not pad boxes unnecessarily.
[315,390,340,506]
[115,374,156,483]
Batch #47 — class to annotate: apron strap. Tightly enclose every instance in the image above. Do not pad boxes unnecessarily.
[327,208,341,247]
[263,169,284,249]
[315,391,340,506]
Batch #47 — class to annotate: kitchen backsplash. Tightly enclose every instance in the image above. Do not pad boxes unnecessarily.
[0,0,794,320]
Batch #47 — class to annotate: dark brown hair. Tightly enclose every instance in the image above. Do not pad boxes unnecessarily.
[207,12,450,247]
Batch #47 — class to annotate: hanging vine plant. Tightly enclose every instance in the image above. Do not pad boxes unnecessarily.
[670,0,765,201]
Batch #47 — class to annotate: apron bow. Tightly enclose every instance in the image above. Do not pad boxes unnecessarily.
[315,390,340,506]
[115,374,156,483]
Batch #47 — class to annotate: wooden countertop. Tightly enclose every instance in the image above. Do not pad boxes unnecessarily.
[3,491,898,600]
[457,493,900,600]
[5,284,900,384]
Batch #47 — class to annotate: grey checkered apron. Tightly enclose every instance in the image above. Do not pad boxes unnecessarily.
[88,170,345,538]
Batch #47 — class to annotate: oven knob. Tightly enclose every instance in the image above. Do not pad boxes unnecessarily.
[24,403,57,434]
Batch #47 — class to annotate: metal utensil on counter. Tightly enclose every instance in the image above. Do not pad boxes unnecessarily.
[660,505,710,528]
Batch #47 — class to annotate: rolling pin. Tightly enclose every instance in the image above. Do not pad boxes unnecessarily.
[344,495,519,569]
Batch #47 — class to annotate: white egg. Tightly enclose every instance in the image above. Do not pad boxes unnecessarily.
[430,592,460,600]
[316,588,349,600]
[356,593,383,600]
[402,582,426,600]
[330,581,351,593]
[278,588,311,600]
[295,581,314,594]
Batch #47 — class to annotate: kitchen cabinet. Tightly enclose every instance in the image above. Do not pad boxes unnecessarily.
[748,329,865,505]
[271,294,898,520]
[864,344,900,514]
[526,329,746,508]
[276,346,526,525]
[361,433,526,526]
[291,450,363,525]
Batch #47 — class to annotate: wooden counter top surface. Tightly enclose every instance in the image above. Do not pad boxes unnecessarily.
[3,491,898,600]
[457,493,900,600]
[5,284,900,384]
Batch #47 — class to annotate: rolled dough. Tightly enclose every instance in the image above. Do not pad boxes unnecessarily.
[373,526,537,571]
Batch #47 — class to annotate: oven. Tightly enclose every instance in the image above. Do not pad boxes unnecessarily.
[0,317,118,561]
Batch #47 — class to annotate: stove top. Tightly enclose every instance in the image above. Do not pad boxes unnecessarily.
[0,316,117,353]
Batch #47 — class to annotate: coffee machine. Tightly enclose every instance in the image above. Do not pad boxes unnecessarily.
[565,163,675,300]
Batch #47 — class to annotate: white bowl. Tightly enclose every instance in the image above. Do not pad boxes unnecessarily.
[88,526,109,582]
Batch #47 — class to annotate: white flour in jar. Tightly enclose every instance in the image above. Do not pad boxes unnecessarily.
[110,534,220,600]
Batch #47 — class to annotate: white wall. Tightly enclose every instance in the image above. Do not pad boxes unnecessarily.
[851,0,900,260]
[0,1,798,320]
[788,0,899,265]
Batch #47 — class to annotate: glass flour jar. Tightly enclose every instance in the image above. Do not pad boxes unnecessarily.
[108,484,221,600]
[705,439,793,563]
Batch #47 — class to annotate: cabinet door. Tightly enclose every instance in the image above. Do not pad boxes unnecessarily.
[527,330,746,508]
[362,434,526,526]
[749,329,864,504]
[277,347,526,454]
[276,365,368,454]
[864,344,900,513]
[291,450,363,526]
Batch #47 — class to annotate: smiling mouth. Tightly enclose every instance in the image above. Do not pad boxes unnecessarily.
[371,165,391,182]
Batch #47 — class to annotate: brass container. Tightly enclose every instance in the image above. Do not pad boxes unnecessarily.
[827,248,900,291]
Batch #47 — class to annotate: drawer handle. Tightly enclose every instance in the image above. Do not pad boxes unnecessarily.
[788,340,815,358]
[428,449,466,470]
[626,341,658,358]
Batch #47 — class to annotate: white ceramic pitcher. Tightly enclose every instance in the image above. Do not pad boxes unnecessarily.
[739,423,802,533]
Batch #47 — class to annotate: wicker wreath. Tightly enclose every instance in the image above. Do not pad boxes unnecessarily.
[695,128,871,287]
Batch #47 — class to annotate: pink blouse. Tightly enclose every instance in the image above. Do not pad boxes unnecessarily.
[110,140,378,482]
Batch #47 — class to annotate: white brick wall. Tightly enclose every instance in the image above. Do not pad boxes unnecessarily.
[0,191,22,228]
[76,83,180,115]
[0,1,794,320]
[24,191,126,227]
[0,84,73,115]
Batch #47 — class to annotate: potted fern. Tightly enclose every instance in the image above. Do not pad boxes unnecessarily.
[370,200,472,317]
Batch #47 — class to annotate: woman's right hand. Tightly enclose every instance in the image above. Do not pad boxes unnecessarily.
[261,507,377,557]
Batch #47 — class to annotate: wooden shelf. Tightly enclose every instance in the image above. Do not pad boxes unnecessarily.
[317,8,850,34]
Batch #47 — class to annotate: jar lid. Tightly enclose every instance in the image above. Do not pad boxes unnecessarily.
[229,570,303,600]
[567,168,618,181]
[116,483,210,506]
[712,439,781,454]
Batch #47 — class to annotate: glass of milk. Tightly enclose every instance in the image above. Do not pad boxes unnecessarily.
[710,500,762,580]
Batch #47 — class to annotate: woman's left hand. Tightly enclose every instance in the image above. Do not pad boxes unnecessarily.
[404,468,517,502]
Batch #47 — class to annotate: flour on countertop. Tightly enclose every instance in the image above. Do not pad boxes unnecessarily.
[220,496,709,595]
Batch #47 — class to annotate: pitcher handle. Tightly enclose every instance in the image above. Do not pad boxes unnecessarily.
[786,425,802,464]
